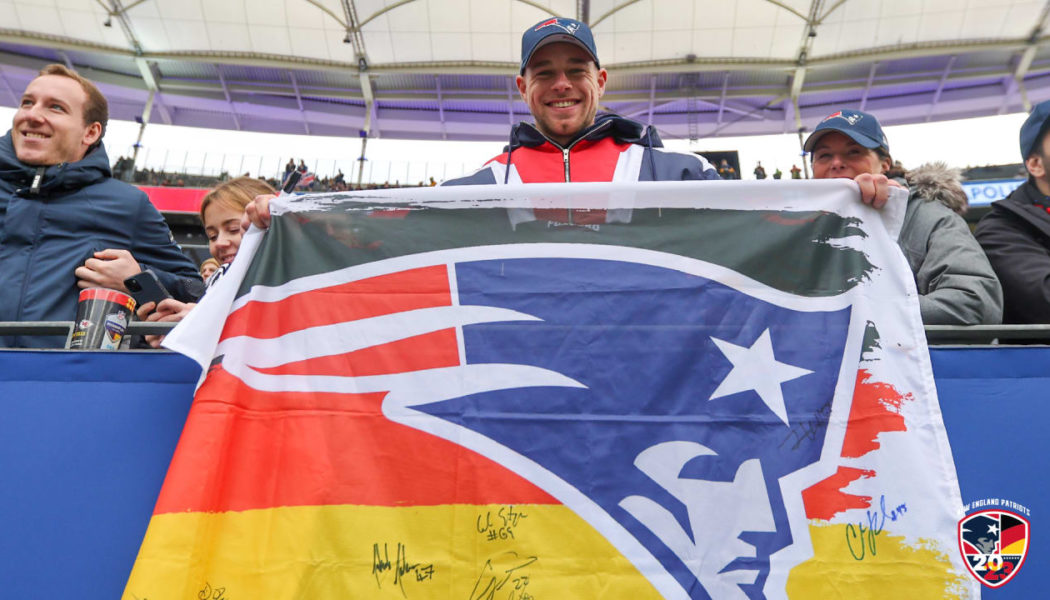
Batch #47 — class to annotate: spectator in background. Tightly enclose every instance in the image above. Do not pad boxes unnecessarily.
[772,167,782,180]
[0,63,200,348]
[753,162,766,180]
[284,158,295,179]
[976,100,1050,323]
[138,176,277,348]
[804,109,1002,325]
[790,164,801,179]
[886,159,907,179]
[717,159,736,179]
[199,257,220,280]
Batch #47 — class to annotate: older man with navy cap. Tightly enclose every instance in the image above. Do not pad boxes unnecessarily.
[976,100,1050,323]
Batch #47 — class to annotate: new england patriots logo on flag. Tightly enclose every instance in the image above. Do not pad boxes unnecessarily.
[215,244,854,600]
[134,183,975,600]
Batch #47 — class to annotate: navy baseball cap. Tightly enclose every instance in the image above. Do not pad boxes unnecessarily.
[803,109,889,155]
[520,17,599,74]
[1019,99,1050,160]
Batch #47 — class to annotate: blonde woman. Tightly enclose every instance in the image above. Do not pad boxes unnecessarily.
[137,177,276,347]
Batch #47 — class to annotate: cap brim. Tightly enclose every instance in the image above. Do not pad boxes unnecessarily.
[803,127,883,153]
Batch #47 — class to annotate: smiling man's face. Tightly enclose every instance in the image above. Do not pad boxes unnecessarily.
[516,42,607,147]
[13,74,101,166]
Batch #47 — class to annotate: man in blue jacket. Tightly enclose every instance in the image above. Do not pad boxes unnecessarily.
[0,64,200,347]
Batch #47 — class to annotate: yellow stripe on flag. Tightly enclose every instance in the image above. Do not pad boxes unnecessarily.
[125,504,664,599]
[786,523,971,599]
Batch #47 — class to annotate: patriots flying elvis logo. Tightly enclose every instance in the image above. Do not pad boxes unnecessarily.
[218,244,857,600]
[534,17,580,35]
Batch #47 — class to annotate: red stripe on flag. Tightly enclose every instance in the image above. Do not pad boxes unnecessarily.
[254,329,460,377]
[220,265,451,341]
[840,369,909,459]
[153,368,557,514]
[800,465,875,520]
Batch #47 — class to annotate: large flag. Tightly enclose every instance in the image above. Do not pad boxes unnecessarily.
[125,181,977,599]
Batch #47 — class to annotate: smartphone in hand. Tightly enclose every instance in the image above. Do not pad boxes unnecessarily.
[124,270,172,307]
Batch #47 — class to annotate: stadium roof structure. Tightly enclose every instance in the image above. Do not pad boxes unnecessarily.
[2,0,1050,144]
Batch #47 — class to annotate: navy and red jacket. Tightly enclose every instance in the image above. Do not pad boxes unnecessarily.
[443,114,721,186]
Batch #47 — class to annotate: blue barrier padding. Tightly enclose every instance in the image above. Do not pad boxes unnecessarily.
[0,350,198,599]
[1,348,1046,598]
[933,347,1049,598]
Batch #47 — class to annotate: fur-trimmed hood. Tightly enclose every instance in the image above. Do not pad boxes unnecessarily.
[905,161,969,215]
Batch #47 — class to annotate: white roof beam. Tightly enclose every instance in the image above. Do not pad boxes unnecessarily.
[360,71,376,135]
[436,75,447,140]
[717,71,729,125]
[289,71,311,135]
[927,56,956,122]
[591,0,642,28]
[216,67,242,131]
[506,78,517,126]
[5,26,1050,77]
[515,0,562,19]
[647,75,655,125]
[1008,0,1050,112]
[135,58,172,125]
[859,62,879,111]
[763,0,807,21]
[105,0,144,55]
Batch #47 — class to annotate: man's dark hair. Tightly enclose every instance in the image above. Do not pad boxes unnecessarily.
[37,63,109,141]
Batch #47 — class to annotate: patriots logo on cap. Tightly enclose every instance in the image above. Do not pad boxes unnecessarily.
[822,111,862,126]
[535,18,580,35]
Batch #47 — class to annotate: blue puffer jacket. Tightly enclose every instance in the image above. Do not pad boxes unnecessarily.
[0,131,200,347]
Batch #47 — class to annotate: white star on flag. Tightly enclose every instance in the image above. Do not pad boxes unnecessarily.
[709,329,813,426]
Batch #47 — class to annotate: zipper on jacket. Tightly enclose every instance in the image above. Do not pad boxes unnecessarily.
[29,166,45,195]
[558,120,612,224]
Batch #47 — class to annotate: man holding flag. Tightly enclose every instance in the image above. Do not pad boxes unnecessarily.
[242,18,894,229]
[131,16,975,600]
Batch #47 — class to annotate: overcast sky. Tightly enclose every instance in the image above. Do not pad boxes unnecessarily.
[0,106,1028,184]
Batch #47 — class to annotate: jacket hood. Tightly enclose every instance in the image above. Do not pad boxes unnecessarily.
[905,161,968,216]
[0,130,112,193]
[508,113,664,151]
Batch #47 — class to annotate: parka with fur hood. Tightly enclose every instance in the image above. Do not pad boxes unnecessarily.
[898,162,1003,325]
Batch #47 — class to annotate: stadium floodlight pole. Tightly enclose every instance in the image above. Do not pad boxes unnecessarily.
[357,58,373,189]
[797,128,810,180]
[130,90,155,176]
[356,131,368,188]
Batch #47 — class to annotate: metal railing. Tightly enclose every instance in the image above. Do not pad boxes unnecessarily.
[4,321,1050,349]
[0,321,179,349]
